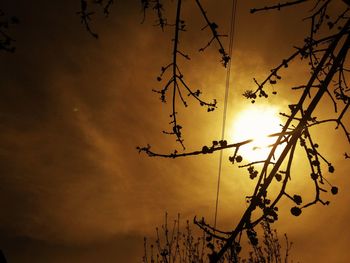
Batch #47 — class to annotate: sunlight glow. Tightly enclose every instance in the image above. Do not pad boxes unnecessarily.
[230,105,283,161]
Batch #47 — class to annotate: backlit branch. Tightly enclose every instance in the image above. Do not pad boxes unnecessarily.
[140,1,350,262]
[211,16,350,263]
[77,0,115,38]
[141,0,169,28]
[148,0,222,148]
[195,0,230,67]
[137,131,293,158]
[243,31,350,102]
[250,0,307,14]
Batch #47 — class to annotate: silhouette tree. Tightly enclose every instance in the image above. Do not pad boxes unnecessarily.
[137,0,350,262]
[143,214,293,263]
[1,0,349,262]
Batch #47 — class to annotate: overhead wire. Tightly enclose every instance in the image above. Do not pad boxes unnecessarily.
[213,0,238,229]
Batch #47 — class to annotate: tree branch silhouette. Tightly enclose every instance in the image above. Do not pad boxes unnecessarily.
[77,0,115,38]
[139,1,350,262]
[144,214,294,262]
[195,0,230,67]
[250,0,307,14]
[3,0,348,262]
[210,17,350,263]
[147,0,237,147]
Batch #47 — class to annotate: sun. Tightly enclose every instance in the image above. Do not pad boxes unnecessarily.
[229,105,283,161]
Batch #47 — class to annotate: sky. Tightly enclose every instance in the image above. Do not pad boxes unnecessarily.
[0,0,349,262]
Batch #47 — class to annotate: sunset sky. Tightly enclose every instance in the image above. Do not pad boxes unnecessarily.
[0,0,349,262]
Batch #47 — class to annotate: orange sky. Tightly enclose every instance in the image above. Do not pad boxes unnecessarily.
[0,0,349,262]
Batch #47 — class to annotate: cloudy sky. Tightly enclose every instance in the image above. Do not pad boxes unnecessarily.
[0,0,349,262]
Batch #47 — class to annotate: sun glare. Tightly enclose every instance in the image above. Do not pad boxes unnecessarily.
[230,105,283,161]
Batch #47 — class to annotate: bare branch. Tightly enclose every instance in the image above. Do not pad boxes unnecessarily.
[195,0,230,67]
[250,0,307,14]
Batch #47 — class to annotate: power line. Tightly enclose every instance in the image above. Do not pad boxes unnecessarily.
[214,0,238,230]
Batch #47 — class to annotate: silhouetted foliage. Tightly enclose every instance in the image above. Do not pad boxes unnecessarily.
[138,1,350,262]
[143,214,293,263]
[1,0,349,262]
[146,0,230,148]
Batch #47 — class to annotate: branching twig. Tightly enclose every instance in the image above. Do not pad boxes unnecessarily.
[195,0,230,67]
[250,0,307,14]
